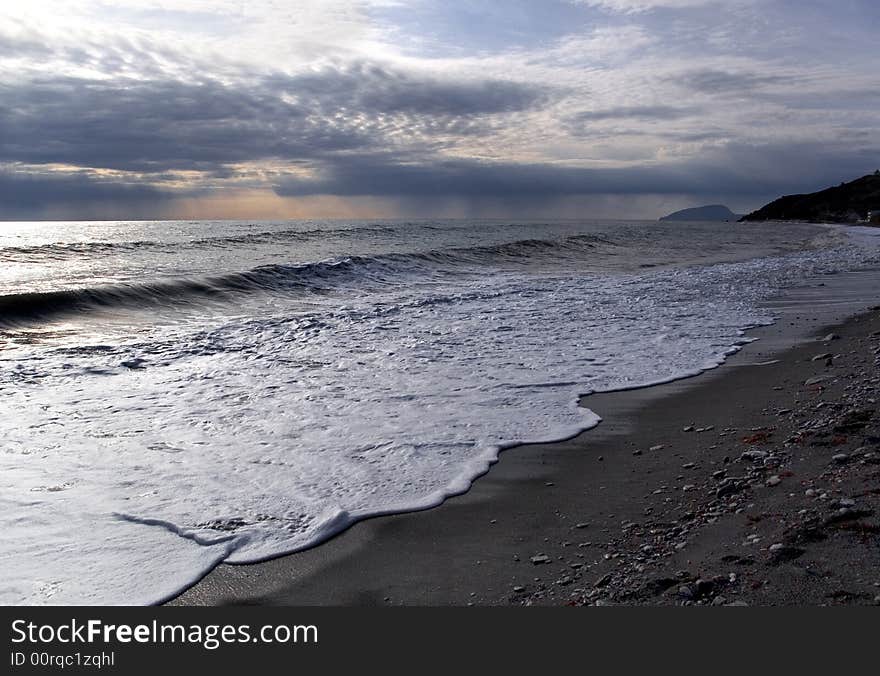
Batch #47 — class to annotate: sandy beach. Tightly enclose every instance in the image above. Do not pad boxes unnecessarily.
[172,272,880,607]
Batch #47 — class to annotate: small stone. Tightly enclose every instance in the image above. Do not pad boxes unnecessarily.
[574,522,590,529]
[594,573,613,588]
[768,544,805,563]
[649,444,665,452]
[811,352,832,361]
[513,585,525,593]
[805,488,817,497]
[831,453,849,464]
[530,554,551,565]
[694,579,714,597]
[805,376,831,386]
[823,507,872,525]
[632,449,643,456]
[712,595,727,606]
[716,481,743,498]
[683,425,695,432]
[822,333,841,342]
[682,462,696,469]
[766,475,782,487]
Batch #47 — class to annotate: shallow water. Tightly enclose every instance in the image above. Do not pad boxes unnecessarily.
[1,218,878,604]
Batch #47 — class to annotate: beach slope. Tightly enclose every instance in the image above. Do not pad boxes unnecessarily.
[173,302,880,606]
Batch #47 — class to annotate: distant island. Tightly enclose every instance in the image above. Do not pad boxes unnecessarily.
[740,172,880,224]
[659,204,743,222]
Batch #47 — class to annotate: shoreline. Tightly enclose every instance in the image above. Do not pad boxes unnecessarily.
[172,268,880,606]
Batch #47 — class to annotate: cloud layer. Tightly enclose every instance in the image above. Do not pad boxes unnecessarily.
[0,1,878,219]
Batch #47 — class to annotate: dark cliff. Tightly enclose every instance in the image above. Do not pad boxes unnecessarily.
[740,173,880,223]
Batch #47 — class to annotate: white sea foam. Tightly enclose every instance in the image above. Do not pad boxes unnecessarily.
[1,223,879,604]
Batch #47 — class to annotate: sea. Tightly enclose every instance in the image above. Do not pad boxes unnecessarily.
[2,218,879,604]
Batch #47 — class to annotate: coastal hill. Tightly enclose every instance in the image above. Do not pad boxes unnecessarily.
[659,204,743,221]
[740,172,880,223]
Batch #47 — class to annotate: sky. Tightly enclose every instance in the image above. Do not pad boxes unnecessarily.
[1,0,878,220]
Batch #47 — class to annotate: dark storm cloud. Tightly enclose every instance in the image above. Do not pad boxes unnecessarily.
[274,141,880,201]
[273,156,727,198]
[0,170,175,218]
[700,141,880,192]
[0,65,548,173]
[0,76,354,173]
[269,63,549,117]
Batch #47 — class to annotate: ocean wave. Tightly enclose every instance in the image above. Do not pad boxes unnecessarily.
[0,235,611,327]
[0,225,399,262]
